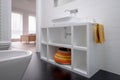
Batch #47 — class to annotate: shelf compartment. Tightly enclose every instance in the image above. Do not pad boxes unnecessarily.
[41,28,47,42]
[73,49,87,74]
[48,45,71,69]
[48,27,71,45]
[73,26,87,47]
[41,44,47,60]
[48,45,58,60]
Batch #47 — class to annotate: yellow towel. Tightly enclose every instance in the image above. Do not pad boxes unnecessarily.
[94,24,105,44]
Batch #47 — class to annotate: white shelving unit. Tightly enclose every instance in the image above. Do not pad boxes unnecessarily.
[40,23,103,78]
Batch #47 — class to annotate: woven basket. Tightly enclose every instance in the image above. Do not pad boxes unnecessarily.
[54,50,71,65]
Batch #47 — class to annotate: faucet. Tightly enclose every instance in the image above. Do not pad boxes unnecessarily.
[65,9,78,16]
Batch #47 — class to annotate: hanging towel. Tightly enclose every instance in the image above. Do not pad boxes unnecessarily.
[94,24,105,44]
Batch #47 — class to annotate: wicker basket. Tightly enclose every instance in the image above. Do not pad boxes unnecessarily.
[54,49,71,65]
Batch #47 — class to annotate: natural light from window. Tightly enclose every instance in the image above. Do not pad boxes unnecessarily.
[11,12,23,39]
[28,16,36,34]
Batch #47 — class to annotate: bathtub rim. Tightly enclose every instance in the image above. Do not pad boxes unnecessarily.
[0,50,32,62]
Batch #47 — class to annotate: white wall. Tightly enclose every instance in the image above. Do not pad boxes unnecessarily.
[36,0,42,52]
[41,0,120,75]
[12,0,36,35]
[0,0,11,41]
[12,0,36,13]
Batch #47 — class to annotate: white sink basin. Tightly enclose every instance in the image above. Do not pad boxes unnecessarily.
[52,16,81,23]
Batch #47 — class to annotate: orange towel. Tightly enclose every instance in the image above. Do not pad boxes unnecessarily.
[94,24,105,44]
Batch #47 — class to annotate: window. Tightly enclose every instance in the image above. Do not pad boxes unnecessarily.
[28,16,36,34]
[11,12,23,39]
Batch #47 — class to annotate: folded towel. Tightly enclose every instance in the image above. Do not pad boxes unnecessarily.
[94,24,105,44]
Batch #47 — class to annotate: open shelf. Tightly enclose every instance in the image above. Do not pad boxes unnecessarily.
[41,44,47,60]
[41,28,47,42]
[48,45,58,60]
[73,26,87,47]
[48,59,72,69]
[74,68,87,75]
[73,49,87,74]
[73,46,87,51]
[48,42,72,48]
[48,45,72,69]
[48,27,71,45]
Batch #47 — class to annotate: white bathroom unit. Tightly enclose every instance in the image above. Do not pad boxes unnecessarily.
[40,23,103,78]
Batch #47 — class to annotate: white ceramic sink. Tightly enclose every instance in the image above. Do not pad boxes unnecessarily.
[52,16,81,23]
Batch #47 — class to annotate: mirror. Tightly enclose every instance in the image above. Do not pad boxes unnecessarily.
[54,0,76,7]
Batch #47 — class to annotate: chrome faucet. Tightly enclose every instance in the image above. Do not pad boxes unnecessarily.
[65,9,78,16]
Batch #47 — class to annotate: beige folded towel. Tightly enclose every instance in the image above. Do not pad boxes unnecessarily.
[94,24,105,44]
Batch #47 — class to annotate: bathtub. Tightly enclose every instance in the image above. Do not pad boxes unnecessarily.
[0,50,32,80]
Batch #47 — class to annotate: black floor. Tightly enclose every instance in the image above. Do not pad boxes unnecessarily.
[22,53,120,80]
